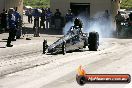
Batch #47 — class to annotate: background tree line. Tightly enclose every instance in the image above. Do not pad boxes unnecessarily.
[24,0,132,9]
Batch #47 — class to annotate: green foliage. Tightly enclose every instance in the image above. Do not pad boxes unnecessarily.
[121,0,132,9]
[24,0,50,8]
[24,0,132,9]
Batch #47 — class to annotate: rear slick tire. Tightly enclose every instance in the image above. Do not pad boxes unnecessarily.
[88,32,99,51]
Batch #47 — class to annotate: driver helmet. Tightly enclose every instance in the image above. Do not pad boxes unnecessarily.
[74,18,83,28]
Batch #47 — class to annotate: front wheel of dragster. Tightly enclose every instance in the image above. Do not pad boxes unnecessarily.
[62,42,66,55]
[88,32,99,51]
[43,39,48,54]
[76,75,86,86]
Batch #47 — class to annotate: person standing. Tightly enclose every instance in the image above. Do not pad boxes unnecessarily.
[45,8,52,29]
[6,8,16,47]
[1,9,7,32]
[28,8,33,23]
[65,9,74,23]
[40,8,46,29]
[54,9,62,30]
[103,10,110,20]
[14,7,21,28]
[14,7,21,39]
[115,11,125,36]
[32,9,41,37]
[54,9,61,18]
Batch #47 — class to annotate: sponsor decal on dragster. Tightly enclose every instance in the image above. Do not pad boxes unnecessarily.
[76,66,131,85]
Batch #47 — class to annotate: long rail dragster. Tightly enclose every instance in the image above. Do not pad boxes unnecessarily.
[43,26,99,55]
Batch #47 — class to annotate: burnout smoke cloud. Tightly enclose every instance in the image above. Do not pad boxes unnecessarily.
[63,12,116,38]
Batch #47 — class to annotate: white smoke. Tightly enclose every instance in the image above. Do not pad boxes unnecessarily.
[63,21,74,35]
[63,12,116,38]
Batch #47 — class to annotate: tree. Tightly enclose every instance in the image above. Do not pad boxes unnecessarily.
[23,0,50,8]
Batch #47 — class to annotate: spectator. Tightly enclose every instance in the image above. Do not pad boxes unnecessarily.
[32,9,41,28]
[45,8,52,29]
[103,10,110,20]
[53,9,63,30]
[115,11,125,36]
[28,8,33,23]
[1,9,7,32]
[40,8,46,29]
[32,9,41,37]
[65,9,74,22]
[14,7,22,39]
[6,8,16,47]
[54,9,61,18]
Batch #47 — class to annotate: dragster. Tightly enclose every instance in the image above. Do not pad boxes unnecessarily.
[43,25,99,55]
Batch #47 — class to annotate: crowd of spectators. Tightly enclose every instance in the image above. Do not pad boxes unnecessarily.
[25,8,74,30]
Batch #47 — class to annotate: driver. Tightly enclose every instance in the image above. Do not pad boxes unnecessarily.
[69,18,83,35]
